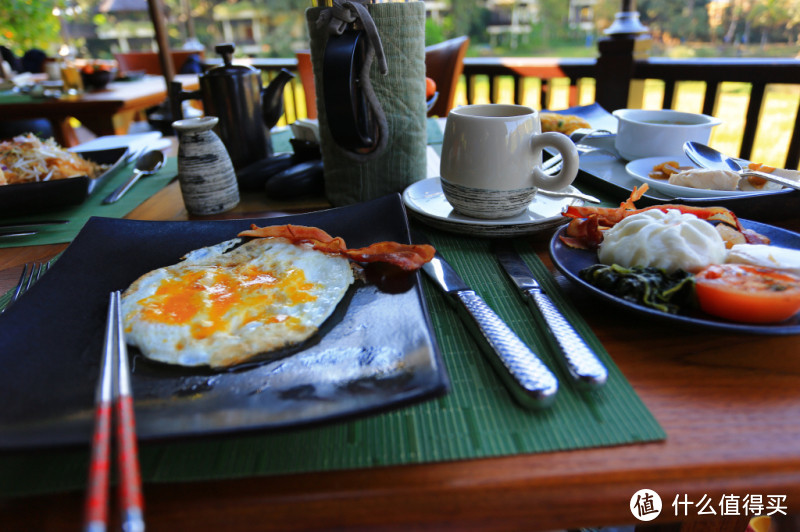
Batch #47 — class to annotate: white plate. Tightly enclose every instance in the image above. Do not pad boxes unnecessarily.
[624,155,774,198]
[69,132,171,157]
[402,177,582,237]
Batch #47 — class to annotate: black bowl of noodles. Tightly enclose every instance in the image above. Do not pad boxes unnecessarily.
[0,136,128,216]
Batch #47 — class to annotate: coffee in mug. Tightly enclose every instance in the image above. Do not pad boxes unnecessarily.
[440,104,580,219]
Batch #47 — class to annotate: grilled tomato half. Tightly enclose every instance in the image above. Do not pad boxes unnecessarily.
[694,264,800,323]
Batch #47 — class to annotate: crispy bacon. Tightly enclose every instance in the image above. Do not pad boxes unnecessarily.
[561,216,604,250]
[237,224,435,271]
[742,228,771,245]
[559,184,747,249]
[563,185,742,230]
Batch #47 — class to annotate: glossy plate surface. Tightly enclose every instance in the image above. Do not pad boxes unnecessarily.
[624,155,777,198]
[0,146,128,217]
[0,195,449,449]
[402,177,582,237]
[549,218,800,335]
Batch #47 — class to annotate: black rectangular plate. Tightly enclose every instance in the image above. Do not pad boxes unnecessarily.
[0,146,128,217]
[0,194,449,449]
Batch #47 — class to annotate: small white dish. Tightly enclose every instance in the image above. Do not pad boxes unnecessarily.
[402,177,582,237]
[613,109,721,161]
[625,155,772,198]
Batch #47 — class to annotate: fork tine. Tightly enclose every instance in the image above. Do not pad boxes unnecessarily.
[23,263,42,293]
[8,261,49,306]
[34,261,49,282]
[10,263,31,303]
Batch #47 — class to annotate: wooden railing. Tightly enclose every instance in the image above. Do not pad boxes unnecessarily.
[631,57,800,168]
[242,51,800,170]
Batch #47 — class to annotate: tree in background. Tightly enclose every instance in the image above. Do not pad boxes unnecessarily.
[437,0,490,46]
[637,0,711,42]
[748,0,799,45]
[1,0,62,56]
[535,0,571,47]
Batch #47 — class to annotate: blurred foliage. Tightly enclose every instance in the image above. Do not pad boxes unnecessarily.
[1,0,61,56]
[2,0,799,61]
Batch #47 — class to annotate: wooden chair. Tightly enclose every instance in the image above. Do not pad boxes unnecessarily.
[113,50,205,75]
[425,36,469,117]
[295,50,316,119]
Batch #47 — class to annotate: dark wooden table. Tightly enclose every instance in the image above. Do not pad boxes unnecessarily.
[0,74,197,147]
[1,179,799,532]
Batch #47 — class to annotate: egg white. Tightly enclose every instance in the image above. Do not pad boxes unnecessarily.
[121,237,354,368]
[726,244,800,276]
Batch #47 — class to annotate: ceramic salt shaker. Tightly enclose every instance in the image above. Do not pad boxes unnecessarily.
[172,116,240,215]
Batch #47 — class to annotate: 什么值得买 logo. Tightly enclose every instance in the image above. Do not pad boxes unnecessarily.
[630,489,662,522]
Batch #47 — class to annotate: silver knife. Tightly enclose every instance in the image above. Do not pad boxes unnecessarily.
[417,237,558,408]
[0,220,69,230]
[0,231,38,238]
[494,241,608,389]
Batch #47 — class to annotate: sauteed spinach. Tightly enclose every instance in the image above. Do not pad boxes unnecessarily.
[579,264,695,314]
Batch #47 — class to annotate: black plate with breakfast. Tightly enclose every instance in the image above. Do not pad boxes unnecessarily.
[549,190,800,334]
[0,195,449,449]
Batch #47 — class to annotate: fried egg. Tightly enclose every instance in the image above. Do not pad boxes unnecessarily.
[121,237,354,368]
[726,244,800,276]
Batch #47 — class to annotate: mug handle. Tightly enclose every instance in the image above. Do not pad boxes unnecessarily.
[529,132,580,191]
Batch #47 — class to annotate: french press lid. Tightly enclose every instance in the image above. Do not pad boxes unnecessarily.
[203,43,260,79]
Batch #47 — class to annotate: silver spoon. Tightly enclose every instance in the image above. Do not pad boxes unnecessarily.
[103,150,166,204]
[684,141,800,192]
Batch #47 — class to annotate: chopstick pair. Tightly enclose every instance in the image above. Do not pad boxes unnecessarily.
[84,291,144,532]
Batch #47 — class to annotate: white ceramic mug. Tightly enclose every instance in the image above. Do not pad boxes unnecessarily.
[440,104,580,219]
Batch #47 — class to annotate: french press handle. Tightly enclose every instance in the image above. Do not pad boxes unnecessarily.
[323,30,379,153]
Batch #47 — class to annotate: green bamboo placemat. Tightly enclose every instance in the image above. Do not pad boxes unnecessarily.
[0,225,664,498]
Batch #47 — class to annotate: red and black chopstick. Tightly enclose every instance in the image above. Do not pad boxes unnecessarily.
[84,291,144,532]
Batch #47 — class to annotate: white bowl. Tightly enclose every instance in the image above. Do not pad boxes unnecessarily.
[612,108,722,161]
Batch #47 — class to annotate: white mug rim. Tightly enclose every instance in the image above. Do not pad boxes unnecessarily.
[450,103,536,119]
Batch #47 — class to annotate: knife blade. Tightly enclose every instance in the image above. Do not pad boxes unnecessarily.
[0,231,38,238]
[0,220,69,230]
[415,234,558,408]
[494,241,608,389]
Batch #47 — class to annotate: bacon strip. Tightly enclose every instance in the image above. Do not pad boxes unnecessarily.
[237,224,435,271]
[559,184,745,250]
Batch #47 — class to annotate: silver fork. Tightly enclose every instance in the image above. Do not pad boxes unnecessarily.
[2,262,49,312]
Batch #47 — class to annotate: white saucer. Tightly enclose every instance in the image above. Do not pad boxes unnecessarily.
[402,177,583,237]
[625,155,773,198]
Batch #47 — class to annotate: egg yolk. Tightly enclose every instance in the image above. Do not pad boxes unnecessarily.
[137,265,317,339]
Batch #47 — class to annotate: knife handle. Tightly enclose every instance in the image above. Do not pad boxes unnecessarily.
[453,290,558,408]
[525,289,608,388]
